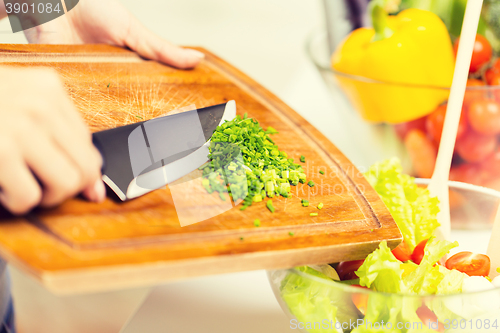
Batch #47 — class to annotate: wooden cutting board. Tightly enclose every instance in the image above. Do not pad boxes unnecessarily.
[0,44,401,295]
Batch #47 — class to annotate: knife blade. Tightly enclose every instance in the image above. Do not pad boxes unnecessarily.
[92,100,236,201]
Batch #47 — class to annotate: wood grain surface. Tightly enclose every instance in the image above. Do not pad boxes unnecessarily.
[0,44,401,294]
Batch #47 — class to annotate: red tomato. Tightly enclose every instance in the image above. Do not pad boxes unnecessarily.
[416,305,445,332]
[351,285,369,315]
[392,240,412,262]
[445,252,491,276]
[404,130,437,178]
[454,34,493,73]
[394,116,427,140]
[485,58,500,85]
[336,260,365,281]
[426,104,468,145]
[463,79,486,110]
[455,130,496,163]
[468,99,500,135]
[411,239,428,265]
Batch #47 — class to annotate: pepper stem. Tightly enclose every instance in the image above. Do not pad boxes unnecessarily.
[370,0,396,41]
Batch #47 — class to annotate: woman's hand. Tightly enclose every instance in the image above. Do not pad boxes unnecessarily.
[23,0,204,69]
[0,66,105,215]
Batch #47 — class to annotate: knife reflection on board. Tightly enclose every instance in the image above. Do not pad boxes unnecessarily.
[92,101,236,201]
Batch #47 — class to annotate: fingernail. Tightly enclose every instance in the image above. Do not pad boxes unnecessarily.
[187,49,205,60]
[92,179,106,203]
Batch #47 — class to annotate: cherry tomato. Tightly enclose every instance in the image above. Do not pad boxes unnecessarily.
[485,58,500,85]
[351,285,369,316]
[336,260,364,281]
[488,75,500,102]
[455,130,496,163]
[445,251,491,276]
[394,116,427,140]
[426,104,468,145]
[411,239,428,265]
[454,34,493,73]
[468,99,500,135]
[416,305,445,332]
[404,130,437,178]
[463,79,486,110]
[392,240,412,262]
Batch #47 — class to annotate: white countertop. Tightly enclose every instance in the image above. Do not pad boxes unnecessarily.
[1,1,493,332]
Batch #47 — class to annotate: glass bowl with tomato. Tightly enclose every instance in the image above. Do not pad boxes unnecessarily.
[268,162,500,333]
[308,27,500,196]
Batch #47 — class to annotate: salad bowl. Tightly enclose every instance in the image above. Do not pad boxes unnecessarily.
[268,177,500,333]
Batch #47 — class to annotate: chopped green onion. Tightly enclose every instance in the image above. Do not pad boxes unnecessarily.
[317,202,323,210]
[254,219,261,227]
[289,232,295,236]
[240,237,244,241]
[319,170,325,175]
[301,199,309,207]
[267,200,275,213]
[300,155,306,163]
[307,181,315,187]
[200,115,308,210]
[310,212,318,217]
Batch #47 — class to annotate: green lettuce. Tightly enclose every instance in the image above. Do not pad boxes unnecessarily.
[364,158,440,251]
[280,266,360,332]
[356,241,403,293]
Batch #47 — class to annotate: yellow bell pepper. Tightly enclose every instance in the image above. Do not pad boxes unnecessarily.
[331,5,455,124]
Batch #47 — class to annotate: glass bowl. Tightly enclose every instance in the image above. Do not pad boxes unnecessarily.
[268,179,500,333]
[307,30,500,191]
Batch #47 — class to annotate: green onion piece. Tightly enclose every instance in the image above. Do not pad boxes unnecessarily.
[240,237,244,241]
[310,212,318,217]
[307,181,315,187]
[254,219,261,227]
[300,155,306,163]
[319,170,325,175]
[301,199,309,207]
[317,202,324,210]
[253,194,263,202]
[289,232,295,236]
[266,200,275,213]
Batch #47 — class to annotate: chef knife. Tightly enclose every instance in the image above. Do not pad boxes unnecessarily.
[92,100,236,201]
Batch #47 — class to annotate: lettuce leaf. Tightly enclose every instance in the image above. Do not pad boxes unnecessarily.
[356,241,403,293]
[280,266,360,332]
[364,159,440,251]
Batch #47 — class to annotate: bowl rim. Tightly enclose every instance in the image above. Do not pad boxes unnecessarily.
[307,29,500,92]
[278,178,500,299]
